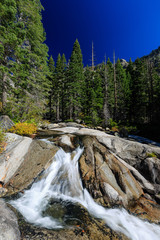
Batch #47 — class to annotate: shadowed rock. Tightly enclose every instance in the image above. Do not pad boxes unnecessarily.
[0,199,20,240]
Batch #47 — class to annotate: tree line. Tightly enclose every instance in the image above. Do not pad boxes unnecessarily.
[0,0,160,136]
[48,41,160,131]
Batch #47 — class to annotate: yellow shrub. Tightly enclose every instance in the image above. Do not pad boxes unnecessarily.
[0,102,2,111]
[9,122,37,136]
[0,128,6,153]
[111,126,119,132]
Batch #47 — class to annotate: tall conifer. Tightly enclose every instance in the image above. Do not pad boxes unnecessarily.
[67,39,84,119]
[0,0,50,121]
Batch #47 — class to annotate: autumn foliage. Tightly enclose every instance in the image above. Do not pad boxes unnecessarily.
[0,128,5,153]
[9,122,37,136]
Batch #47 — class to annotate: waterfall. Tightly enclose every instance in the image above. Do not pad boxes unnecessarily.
[10,147,160,240]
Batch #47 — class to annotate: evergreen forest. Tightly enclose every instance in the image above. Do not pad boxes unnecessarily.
[0,0,160,140]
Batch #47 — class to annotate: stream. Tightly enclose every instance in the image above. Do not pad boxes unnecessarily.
[10,147,160,240]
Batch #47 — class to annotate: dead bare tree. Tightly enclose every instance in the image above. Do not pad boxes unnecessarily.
[113,50,118,120]
[103,55,110,126]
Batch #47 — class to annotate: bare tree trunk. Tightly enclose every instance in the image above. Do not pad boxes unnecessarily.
[56,93,60,121]
[113,51,117,120]
[2,72,7,109]
[69,104,73,120]
[61,83,64,121]
[147,60,154,123]
[92,41,95,71]
[49,91,52,120]
[103,56,110,126]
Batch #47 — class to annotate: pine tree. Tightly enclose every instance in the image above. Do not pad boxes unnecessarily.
[154,72,160,123]
[131,58,147,124]
[0,0,20,109]
[100,58,110,126]
[67,39,84,119]
[53,53,67,121]
[55,54,62,121]
[92,69,103,124]
[83,66,103,125]
[144,60,160,124]
[115,59,130,122]
[106,58,114,118]
[0,0,50,121]
[83,66,93,122]
[113,51,118,120]
[61,54,67,121]
[48,56,55,119]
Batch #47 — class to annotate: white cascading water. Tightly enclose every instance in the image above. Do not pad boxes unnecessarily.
[10,147,160,240]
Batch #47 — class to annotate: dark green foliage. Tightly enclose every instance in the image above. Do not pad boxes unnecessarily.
[105,58,114,117]
[54,53,67,121]
[130,58,147,124]
[47,53,67,121]
[82,67,103,125]
[47,45,160,134]
[0,0,50,122]
[115,59,131,122]
[48,56,55,119]
[66,39,84,119]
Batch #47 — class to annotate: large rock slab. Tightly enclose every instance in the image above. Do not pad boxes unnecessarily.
[80,136,143,207]
[0,133,59,196]
[42,126,160,162]
[38,126,109,137]
[96,135,160,167]
[0,133,32,184]
[5,139,59,195]
[0,199,20,240]
[38,126,160,198]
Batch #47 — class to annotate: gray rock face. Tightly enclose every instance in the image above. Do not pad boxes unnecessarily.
[0,133,59,195]
[0,115,14,130]
[120,59,129,68]
[56,134,76,152]
[39,122,85,131]
[79,136,143,207]
[39,125,160,197]
[97,135,160,167]
[0,133,32,184]
[0,187,8,197]
[0,199,20,240]
[139,157,160,185]
[103,182,122,203]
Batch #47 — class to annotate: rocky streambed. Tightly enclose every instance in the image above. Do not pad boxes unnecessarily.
[1,122,160,239]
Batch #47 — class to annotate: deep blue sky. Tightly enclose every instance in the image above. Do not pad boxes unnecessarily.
[41,0,160,66]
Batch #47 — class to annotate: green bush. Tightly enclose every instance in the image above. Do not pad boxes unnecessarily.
[125,125,137,133]
[83,116,93,125]
[108,118,119,129]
